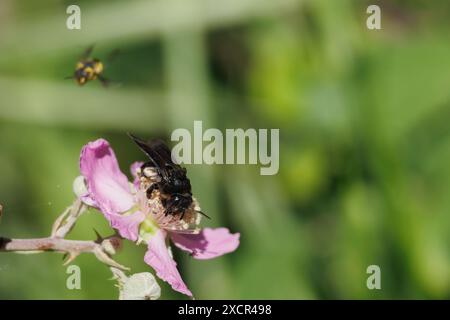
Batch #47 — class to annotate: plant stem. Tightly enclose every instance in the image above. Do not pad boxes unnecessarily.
[0,235,128,270]
[51,198,87,238]
[0,236,98,253]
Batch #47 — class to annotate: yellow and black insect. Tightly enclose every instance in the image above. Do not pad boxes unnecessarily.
[67,46,117,86]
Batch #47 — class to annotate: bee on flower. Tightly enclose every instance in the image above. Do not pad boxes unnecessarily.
[77,138,240,297]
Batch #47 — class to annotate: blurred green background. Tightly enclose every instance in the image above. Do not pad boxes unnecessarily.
[1,0,450,299]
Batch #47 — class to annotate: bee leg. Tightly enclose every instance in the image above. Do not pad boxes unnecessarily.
[146,184,159,199]
[98,75,110,87]
[166,198,188,220]
[164,198,179,217]
[164,204,175,217]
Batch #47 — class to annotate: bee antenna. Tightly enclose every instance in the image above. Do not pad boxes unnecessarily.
[196,210,211,219]
[127,132,143,142]
[81,44,95,59]
[127,132,150,150]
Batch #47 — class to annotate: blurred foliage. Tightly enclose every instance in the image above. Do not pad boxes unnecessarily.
[0,0,449,299]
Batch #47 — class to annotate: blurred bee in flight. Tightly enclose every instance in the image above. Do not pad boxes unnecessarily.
[66,45,118,87]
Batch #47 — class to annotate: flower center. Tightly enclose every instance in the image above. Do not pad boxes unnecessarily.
[134,169,201,241]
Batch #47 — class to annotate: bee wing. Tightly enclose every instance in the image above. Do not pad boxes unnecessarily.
[146,138,186,177]
[128,133,160,168]
[128,134,176,181]
[147,139,174,165]
[81,45,95,60]
[107,49,120,63]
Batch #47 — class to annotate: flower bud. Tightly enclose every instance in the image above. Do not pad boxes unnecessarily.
[119,272,161,300]
[101,238,122,256]
[72,175,88,198]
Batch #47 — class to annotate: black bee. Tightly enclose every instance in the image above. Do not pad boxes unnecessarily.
[66,46,116,86]
[128,134,209,220]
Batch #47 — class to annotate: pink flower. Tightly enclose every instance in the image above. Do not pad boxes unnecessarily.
[79,139,240,296]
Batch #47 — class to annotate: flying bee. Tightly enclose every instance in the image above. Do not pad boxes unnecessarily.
[66,46,117,86]
[128,133,209,220]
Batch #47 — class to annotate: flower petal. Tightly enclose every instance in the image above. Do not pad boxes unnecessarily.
[171,228,240,260]
[80,139,134,213]
[80,139,141,240]
[144,230,192,296]
[109,210,146,242]
[80,194,97,207]
[130,161,143,188]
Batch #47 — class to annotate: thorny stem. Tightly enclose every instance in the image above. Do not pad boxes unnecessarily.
[0,237,98,252]
[0,235,128,270]
[0,199,129,271]
[51,198,86,238]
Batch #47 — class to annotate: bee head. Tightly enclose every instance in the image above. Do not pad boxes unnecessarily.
[93,60,104,74]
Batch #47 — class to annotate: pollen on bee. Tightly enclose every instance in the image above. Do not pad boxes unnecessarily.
[142,189,200,229]
[143,167,157,178]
